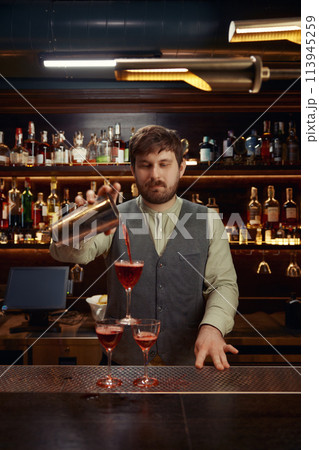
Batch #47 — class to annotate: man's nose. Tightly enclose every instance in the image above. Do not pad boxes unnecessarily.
[150,165,160,179]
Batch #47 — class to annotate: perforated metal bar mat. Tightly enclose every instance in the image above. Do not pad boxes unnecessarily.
[0,366,301,393]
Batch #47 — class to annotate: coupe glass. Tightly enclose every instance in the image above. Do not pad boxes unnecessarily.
[115,259,144,325]
[95,318,124,388]
[131,319,161,387]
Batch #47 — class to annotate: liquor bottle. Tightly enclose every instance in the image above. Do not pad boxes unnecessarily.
[263,185,280,242]
[191,193,203,204]
[36,131,51,166]
[21,178,33,229]
[233,135,246,165]
[10,128,28,166]
[86,133,98,165]
[272,122,285,166]
[96,130,111,164]
[54,132,69,166]
[276,223,285,245]
[90,181,97,195]
[61,188,71,217]
[0,132,10,166]
[283,187,298,226]
[208,138,217,163]
[33,192,46,229]
[199,136,212,163]
[245,129,262,165]
[247,187,262,228]
[125,127,135,162]
[24,121,37,167]
[52,133,62,166]
[112,123,125,163]
[71,131,87,165]
[8,177,21,227]
[222,130,235,165]
[286,122,300,165]
[0,178,8,229]
[261,120,271,165]
[47,178,60,226]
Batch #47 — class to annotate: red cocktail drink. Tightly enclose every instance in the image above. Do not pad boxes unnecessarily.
[131,319,160,387]
[115,259,144,325]
[96,325,123,351]
[115,260,144,290]
[134,331,158,350]
[95,319,124,388]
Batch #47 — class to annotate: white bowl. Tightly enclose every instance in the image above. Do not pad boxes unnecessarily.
[86,295,108,321]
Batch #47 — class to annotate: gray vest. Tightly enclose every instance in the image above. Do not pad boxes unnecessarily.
[105,198,210,365]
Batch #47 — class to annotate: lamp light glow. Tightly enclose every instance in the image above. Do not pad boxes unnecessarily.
[43,59,117,68]
[229,18,301,44]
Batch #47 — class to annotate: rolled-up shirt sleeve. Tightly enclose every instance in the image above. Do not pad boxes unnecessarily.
[200,211,239,336]
[50,232,114,265]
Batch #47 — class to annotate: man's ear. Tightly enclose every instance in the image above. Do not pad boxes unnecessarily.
[179,158,187,178]
[130,165,135,177]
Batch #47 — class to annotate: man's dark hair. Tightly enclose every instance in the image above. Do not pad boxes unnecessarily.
[129,125,184,168]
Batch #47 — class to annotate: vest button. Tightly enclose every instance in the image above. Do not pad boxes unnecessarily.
[157,305,162,312]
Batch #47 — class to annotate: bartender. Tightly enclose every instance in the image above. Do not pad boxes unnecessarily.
[50,125,239,370]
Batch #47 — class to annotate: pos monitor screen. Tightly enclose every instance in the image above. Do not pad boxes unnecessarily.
[4,266,69,332]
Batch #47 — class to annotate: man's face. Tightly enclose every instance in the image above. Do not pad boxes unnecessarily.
[131,150,186,205]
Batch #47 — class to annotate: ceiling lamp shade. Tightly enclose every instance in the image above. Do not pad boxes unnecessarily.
[115,57,269,93]
[229,18,301,45]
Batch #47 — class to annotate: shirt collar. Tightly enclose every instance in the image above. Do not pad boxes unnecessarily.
[136,195,183,216]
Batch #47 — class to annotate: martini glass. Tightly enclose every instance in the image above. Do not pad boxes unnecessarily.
[131,319,161,387]
[95,318,124,388]
[115,259,144,325]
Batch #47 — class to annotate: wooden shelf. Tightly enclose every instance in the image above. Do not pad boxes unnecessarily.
[0,164,301,178]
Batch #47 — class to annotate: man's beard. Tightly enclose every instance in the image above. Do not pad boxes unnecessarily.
[135,176,180,205]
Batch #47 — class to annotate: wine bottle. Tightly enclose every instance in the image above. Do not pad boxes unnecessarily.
[47,178,60,226]
[0,132,10,166]
[21,178,33,229]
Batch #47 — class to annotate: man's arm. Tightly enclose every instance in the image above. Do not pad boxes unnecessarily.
[195,211,239,370]
[50,232,113,265]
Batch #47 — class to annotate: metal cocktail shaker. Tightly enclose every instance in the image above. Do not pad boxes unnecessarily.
[51,195,119,248]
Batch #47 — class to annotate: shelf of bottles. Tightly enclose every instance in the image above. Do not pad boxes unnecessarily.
[0,119,301,249]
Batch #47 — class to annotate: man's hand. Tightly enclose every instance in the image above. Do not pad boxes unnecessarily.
[74,181,122,236]
[194,325,238,371]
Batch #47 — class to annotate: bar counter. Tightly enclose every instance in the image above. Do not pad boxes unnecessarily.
[0,365,300,449]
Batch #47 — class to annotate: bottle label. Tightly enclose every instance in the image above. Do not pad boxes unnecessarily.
[72,148,86,164]
[10,153,22,165]
[200,147,211,162]
[96,155,110,164]
[64,149,70,164]
[117,149,124,164]
[55,149,64,164]
[36,154,44,165]
[0,155,9,164]
[45,158,52,166]
[288,142,299,163]
[2,202,8,219]
[249,206,261,225]
[286,207,297,219]
[223,140,234,157]
[267,207,279,222]
[27,156,35,165]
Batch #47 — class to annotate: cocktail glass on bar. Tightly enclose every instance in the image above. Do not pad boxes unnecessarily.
[131,319,161,387]
[95,318,124,388]
[115,259,144,325]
